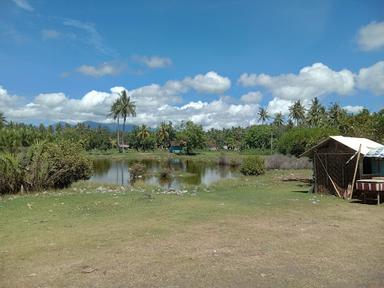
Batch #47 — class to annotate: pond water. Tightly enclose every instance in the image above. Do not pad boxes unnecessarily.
[89,158,240,188]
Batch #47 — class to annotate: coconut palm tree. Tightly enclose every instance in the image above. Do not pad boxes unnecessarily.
[306,97,326,127]
[328,103,345,128]
[119,90,136,150]
[109,98,123,149]
[289,100,306,126]
[0,112,7,129]
[258,107,270,125]
[272,112,284,127]
[157,122,170,149]
[137,125,150,145]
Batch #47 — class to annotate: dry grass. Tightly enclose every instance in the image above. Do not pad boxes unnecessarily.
[1,170,383,288]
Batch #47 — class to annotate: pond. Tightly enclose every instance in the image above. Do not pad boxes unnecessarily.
[89,158,240,189]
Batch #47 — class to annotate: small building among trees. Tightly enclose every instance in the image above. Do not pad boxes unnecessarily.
[169,141,185,154]
[302,136,384,203]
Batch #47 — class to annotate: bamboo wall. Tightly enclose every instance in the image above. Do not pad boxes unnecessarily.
[313,140,358,195]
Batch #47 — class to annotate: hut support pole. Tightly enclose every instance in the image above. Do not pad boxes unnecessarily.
[349,144,362,200]
[316,153,342,198]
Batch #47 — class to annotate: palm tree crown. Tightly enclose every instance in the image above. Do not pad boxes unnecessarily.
[109,90,136,151]
[258,107,270,125]
[289,100,306,126]
[273,112,284,127]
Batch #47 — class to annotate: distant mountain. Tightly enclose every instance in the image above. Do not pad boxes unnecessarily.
[82,121,137,132]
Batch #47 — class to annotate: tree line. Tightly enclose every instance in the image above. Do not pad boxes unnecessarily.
[0,97,383,156]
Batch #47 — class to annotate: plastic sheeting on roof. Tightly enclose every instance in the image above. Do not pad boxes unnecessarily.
[365,147,384,158]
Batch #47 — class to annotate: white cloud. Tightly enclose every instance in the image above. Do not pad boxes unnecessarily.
[1,80,256,129]
[76,62,124,77]
[266,98,293,116]
[238,63,355,101]
[135,56,172,68]
[240,91,262,104]
[357,61,384,95]
[357,21,384,51]
[0,86,20,110]
[35,93,68,107]
[343,105,364,114]
[183,71,231,94]
[12,0,33,11]
[41,29,61,40]
[62,19,116,56]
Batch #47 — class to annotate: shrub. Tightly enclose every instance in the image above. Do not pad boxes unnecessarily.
[159,168,172,179]
[129,162,147,181]
[22,141,93,191]
[265,154,312,170]
[0,141,92,194]
[0,153,23,194]
[240,155,265,176]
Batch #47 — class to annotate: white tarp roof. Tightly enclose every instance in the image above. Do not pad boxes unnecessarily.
[301,136,384,157]
[329,136,384,156]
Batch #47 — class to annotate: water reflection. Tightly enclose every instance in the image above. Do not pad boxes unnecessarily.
[90,158,239,188]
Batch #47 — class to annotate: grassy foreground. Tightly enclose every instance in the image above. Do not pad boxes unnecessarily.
[1,170,383,288]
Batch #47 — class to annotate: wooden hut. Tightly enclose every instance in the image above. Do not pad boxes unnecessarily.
[302,136,384,203]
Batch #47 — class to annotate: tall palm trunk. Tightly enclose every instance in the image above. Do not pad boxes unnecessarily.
[117,116,121,152]
[122,117,126,152]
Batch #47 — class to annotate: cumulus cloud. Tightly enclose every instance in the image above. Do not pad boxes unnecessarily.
[35,93,68,107]
[266,98,293,116]
[76,62,124,77]
[1,79,256,129]
[12,0,33,11]
[0,85,20,109]
[135,56,172,69]
[357,21,384,51]
[357,61,384,95]
[183,71,231,94]
[343,105,364,114]
[238,63,355,101]
[240,91,262,104]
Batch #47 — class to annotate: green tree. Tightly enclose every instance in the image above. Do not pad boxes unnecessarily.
[243,125,274,151]
[327,103,346,130]
[0,112,7,129]
[272,112,284,127]
[157,122,170,149]
[289,100,306,126]
[258,107,270,125]
[306,97,326,127]
[109,98,122,148]
[177,121,205,154]
[119,90,136,150]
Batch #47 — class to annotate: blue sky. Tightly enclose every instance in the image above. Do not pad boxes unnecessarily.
[0,0,383,128]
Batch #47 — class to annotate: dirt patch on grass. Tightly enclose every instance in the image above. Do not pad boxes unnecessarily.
[2,209,383,288]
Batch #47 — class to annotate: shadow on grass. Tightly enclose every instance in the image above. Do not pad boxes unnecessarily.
[349,199,381,206]
[290,190,310,194]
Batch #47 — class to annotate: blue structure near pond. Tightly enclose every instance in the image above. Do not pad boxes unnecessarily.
[169,141,184,154]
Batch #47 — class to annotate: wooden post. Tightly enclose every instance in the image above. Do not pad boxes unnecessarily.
[350,144,362,200]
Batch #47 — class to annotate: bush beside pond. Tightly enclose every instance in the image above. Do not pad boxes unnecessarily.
[240,155,265,176]
[0,141,92,194]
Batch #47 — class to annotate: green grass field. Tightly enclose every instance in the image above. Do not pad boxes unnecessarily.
[1,169,383,288]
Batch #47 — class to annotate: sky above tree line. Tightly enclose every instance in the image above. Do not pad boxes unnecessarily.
[0,0,383,129]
